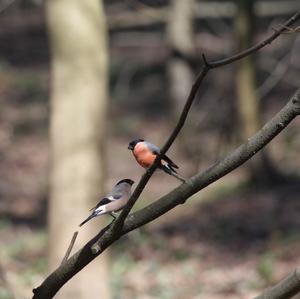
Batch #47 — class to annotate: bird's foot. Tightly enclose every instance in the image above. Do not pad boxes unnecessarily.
[109,212,117,220]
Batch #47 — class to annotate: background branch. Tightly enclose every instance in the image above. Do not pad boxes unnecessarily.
[107,1,300,29]
[0,0,16,15]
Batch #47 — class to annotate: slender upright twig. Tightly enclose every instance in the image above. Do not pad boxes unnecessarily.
[61,231,78,264]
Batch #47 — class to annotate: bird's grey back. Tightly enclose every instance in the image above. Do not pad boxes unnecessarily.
[144,141,160,154]
[108,182,132,198]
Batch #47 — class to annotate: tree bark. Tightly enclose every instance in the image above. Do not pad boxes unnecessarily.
[254,267,300,299]
[47,0,109,298]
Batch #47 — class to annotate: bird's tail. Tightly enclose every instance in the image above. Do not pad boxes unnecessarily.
[161,164,186,183]
[170,172,187,183]
[161,161,177,173]
[79,214,95,227]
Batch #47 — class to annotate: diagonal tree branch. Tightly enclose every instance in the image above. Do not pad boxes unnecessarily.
[111,10,300,233]
[120,89,300,233]
[33,89,300,299]
[254,267,300,299]
[33,11,300,299]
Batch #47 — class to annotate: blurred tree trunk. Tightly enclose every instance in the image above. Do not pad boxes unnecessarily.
[236,0,260,137]
[235,0,280,183]
[167,0,195,117]
[167,0,199,174]
[47,0,110,298]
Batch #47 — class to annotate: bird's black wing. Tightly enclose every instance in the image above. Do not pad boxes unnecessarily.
[89,195,122,211]
[145,141,179,169]
[89,197,111,211]
[161,154,178,169]
[79,214,95,227]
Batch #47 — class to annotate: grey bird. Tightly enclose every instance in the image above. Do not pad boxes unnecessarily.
[79,179,134,227]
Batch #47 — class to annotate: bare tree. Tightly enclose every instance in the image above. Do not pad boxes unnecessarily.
[46,0,110,298]
[33,10,300,299]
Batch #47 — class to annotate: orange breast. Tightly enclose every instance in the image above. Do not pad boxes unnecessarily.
[133,142,156,168]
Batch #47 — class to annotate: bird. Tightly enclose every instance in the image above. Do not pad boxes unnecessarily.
[79,178,134,227]
[128,139,186,182]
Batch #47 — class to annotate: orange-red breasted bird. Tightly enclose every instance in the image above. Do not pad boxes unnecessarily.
[79,179,134,227]
[128,139,185,182]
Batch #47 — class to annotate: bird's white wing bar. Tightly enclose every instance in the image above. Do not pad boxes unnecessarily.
[95,205,106,214]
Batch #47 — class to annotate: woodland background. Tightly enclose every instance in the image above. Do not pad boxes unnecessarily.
[0,0,300,298]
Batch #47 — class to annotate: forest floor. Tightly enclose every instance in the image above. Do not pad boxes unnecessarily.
[1,7,300,299]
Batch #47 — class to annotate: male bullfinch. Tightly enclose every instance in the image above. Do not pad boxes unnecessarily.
[79,179,134,227]
[128,139,186,182]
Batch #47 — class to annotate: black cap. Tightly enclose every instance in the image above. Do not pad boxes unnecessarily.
[128,139,144,150]
[116,179,135,186]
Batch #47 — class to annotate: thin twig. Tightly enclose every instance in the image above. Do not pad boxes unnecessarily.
[208,11,300,68]
[201,53,210,67]
[277,24,300,34]
[61,231,78,264]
